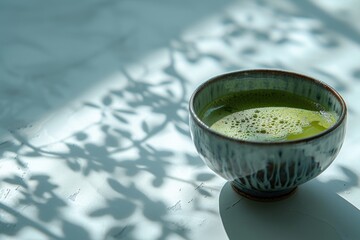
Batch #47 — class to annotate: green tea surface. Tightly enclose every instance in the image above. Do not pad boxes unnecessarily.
[200,90,338,142]
[210,107,337,141]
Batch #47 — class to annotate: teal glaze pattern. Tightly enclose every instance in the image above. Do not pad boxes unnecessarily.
[189,69,347,200]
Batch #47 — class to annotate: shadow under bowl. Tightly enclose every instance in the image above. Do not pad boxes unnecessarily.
[189,69,347,200]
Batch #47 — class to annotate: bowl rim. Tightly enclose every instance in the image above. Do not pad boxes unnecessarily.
[189,69,347,145]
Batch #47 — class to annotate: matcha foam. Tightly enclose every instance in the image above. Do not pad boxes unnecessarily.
[210,107,337,141]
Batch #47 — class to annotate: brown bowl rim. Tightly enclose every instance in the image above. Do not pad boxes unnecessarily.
[189,69,347,146]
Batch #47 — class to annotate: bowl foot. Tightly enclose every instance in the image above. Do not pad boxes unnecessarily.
[231,182,297,201]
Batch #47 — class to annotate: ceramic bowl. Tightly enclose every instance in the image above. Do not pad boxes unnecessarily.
[189,69,347,200]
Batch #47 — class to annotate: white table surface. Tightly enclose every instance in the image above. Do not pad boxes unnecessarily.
[1,1,360,239]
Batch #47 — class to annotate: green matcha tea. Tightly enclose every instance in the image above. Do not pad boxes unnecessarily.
[200,89,338,142]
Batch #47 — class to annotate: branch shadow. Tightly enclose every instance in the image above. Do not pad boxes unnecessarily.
[292,0,360,45]
[0,0,358,239]
[0,45,207,239]
[0,173,90,240]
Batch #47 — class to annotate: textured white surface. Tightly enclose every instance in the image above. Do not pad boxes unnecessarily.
[0,0,359,239]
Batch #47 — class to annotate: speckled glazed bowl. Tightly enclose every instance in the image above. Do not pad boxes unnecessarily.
[189,69,347,200]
